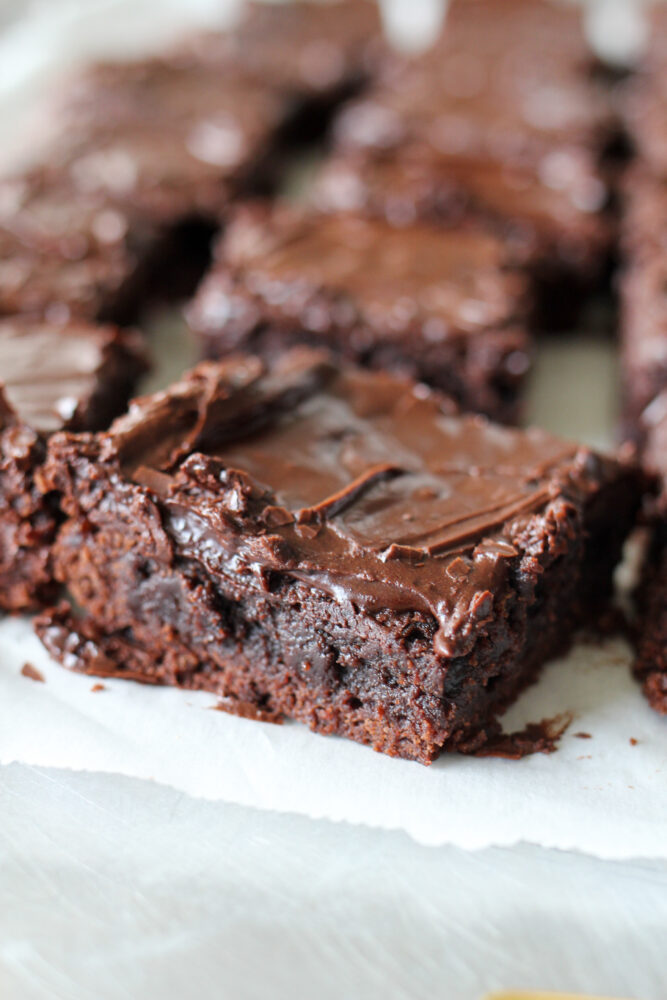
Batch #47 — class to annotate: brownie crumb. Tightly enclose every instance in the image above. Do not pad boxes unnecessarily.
[21,662,45,683]
[212,698,284,725]
[90,683,106,692]
[471,712,573,759]
[574,731,592,739]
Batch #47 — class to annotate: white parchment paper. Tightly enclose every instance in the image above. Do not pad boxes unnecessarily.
[1,0,665,861]
[2,617,666,857]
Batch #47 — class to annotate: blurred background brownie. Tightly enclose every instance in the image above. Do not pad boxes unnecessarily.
[187,204,531,423]
[313,147,611,325]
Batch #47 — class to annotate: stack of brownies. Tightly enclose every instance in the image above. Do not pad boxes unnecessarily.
[0,0,662,763]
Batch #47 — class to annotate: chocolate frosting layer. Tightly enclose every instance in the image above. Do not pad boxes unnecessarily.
[199,205,527,341]
[0,318,147,435]
[103,350,611,658]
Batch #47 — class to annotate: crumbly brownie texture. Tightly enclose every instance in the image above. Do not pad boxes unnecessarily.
[0,4,387,613]
[0,319,147,611]
[187,205,530,423]
[631,389,667,714]
[635,516,667,715]
[36,350,642,763]
[0,391,55,612]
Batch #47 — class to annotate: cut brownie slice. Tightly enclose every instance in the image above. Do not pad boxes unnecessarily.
[187,205,530,423]
[618,171,667,715]
[0,318,147,611]
[621,6,667,178]
[37,350,642,763]
[333,0,613,172]
[313,148,611,322]
[618,172,667,440]
[55,53,291,217]
[196,0,383,100]
[635,521,667,716]
[0,167,160,324]
[631,394,667,715]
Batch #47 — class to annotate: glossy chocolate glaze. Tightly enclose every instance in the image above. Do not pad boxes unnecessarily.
[105,349,609,658]
[0,318,147,435]
[198,206,528,340]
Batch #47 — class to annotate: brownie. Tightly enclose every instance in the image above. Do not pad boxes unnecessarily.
[187,205,531,423]
[0,167,160,324]
[620,255,667,437]
[332,0,613,172]
[35,349,642,763]
[634,526,667,716]
[190,0,383,99]
[618,172,667,439]
[313,148,611,294]
[0,318,147,611]
[55,55,290,216]
[634,406,667,717]
[621,6,667,176]
[618,168,667,713]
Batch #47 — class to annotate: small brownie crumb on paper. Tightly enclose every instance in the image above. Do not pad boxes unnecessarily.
[21,663,45,683]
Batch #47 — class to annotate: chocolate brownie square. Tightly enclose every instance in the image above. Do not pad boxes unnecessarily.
[630,390,667,716]
[187,205,531,423]
[618,172,667,438]
[333,0,613,173]
[0,318,147,611]
[200,0,383,99]
[313,148,611,305]
[0,168,159,324]
[635,509,667,718]
[621,6,667,176]
[56,54,290,215]
[618,171,667,715]
[37,350,642,762]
